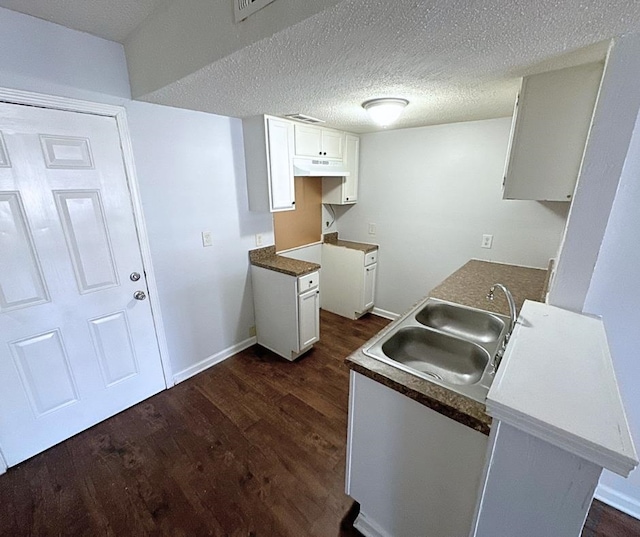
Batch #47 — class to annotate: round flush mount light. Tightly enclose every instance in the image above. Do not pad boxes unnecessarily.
[362,98,409,127]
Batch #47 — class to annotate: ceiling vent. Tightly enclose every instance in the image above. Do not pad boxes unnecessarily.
[234,0,277,22]
[284,114,326,125]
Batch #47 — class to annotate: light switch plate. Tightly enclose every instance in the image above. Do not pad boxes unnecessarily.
[368,223,377,236]
[202,231,213,247]
[255,233,264,247]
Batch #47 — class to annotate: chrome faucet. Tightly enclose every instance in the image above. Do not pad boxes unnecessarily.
[486,283,517,342]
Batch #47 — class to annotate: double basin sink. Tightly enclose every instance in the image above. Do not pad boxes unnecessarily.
[363,298,511,403]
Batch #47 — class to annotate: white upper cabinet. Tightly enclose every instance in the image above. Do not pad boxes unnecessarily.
[322,133,360,204]
[294,124,344,159]
[243,115,295,212]
[503,62,604,202]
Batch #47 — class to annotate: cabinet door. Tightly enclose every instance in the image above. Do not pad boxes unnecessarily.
[294,124,323,158]
[503,62,603,201]
[322,129,344,159]
[343,134,360,202]
[266,117,295,211]
[298,288,320,349]
[361,263,376,312]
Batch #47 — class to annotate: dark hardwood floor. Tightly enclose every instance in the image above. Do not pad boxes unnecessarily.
[0,310,638,536]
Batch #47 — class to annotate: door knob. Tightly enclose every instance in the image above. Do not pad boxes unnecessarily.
[133,290,147,301]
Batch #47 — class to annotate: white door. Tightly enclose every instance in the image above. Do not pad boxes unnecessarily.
[266,117,295,212]
[0,102,166,466]
[298,288,320,349]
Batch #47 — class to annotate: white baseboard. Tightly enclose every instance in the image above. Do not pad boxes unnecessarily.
[173,337,257,385]
[353,511,393,537]
[372,307,400,320]
[596,483,640,520]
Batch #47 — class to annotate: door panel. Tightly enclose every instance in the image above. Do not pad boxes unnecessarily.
[89,311,139,387]
[10,329,79,417]
[0,192,49,311]
[54,190,118,293]
[0,102,165,466]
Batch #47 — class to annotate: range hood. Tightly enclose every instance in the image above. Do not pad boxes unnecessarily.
[293,157,350,177]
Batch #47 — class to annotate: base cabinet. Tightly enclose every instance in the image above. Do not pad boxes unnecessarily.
[251,266,320,360]
[321,244,377,319]
[346,372,488,537]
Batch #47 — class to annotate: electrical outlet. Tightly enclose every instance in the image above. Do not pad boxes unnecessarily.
[249,325,256,337]
[481,234,493,249]
[368,223,377,236]
[255,233,263,247]
[202,231,213,247]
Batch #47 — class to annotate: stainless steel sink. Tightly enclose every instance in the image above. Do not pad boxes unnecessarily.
[414,300,506,344]
[381,327,490,385]
[363,298,510,403]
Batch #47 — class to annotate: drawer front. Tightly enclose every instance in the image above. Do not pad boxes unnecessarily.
[364,250,378,266]
[298,271,319,293]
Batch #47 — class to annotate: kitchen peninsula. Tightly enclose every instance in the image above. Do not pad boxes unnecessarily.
[344,259,637,537]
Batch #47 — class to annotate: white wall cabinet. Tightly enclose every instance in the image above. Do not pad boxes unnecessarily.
[321,244,377,319]
[243,115,295,212]
[346,371,488,537]
[322,134,360,204]
[251,266,320,360]
[503,62,603,201]
[294,124,344,159]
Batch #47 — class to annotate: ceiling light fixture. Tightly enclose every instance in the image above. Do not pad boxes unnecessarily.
[362,98,409,127]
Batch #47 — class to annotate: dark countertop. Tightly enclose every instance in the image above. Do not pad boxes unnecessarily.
[249,245,320,277]
[323,232,378,253]
[345,259,548,435]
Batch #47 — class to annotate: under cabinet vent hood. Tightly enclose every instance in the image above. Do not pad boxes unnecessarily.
[293,158,350,177]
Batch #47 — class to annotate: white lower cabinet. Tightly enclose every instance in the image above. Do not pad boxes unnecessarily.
[298,288,320,349]
[346,372,488,537]
[321,244,377,319]
[251,266,320,360]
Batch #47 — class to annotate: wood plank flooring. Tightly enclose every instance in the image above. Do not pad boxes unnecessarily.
[0,310,638,536]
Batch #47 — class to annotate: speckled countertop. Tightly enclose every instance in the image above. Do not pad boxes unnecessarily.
[249,246,320,277]
[345,259,548,435]
[323,232,378,253]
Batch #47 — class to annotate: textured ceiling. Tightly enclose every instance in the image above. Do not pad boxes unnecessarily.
[138,0,638,132]
[3,0,640,132]
[0,0,165,42]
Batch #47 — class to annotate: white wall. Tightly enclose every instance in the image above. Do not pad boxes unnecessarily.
[335,118,569,316]
[0,7,130,102]
[126,102,273,380]
[584,110,640,517]
[0,7,274,382]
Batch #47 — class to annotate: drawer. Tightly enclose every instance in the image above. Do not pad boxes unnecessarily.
[298,271,319,293]
[364,250,378,266]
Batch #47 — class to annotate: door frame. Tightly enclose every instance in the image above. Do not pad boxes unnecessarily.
[0,87,174,393]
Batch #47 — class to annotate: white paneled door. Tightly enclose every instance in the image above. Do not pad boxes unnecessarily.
[0,102,165,466]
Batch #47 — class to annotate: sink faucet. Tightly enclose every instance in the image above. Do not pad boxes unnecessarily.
[486,283,517,342]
